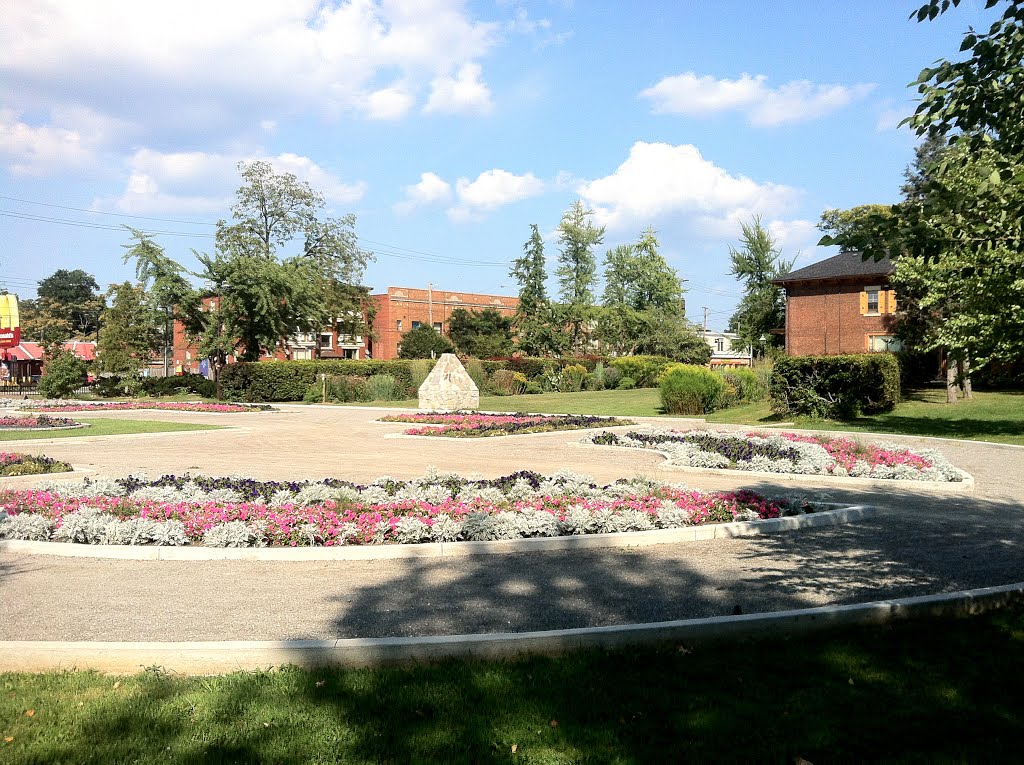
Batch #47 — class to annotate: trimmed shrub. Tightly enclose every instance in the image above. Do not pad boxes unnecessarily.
[609,356,673,388]
[769,354,901,418]
[617,376,636,390]
[524,381,543,394]
[140,373,215,398]
[219,360,419,402]
[659,364,728,415]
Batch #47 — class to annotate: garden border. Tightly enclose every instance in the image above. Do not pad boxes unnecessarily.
[0,580,1019,674]
[0,504,874,560]
[574,441,976,492]
[0,422,89,432]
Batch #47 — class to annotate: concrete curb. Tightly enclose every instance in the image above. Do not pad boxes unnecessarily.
[574,441,976,492]
[0,504,874,561]
[2,580,1020,674]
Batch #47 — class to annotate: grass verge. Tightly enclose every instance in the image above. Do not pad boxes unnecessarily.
[1,607,1021,763]
[0,418,223,441]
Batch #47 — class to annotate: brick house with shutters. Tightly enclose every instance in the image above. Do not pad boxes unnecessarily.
[772,251,899,356]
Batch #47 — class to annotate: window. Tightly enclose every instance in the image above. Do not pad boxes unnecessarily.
[866,288,880,314]
[867,335,903,352]
[411,321,421,330]
[396,319,402,332]
[319,333,333,349]
[433,322,442,332]
[714,338,724,352]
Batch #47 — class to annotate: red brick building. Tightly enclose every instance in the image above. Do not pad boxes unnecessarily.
[368,286,518,360]
[773,251,899,355]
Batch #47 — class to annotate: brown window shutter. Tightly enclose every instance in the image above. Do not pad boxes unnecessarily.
[886,290,897,313]
[859,291,868,315]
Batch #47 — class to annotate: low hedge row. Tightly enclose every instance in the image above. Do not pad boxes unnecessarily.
[769,354,900,418]
[219,360,423,402]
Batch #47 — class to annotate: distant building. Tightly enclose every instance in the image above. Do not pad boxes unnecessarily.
[369,286,519,360]
[773,251,899,355]
[700,330,752,367]
[1,341,96,382]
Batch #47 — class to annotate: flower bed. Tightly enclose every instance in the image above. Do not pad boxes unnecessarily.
[0,414,82,429]
[379,412,632,437]
[0,470,815,547]
[33,402,273,414]
[0,452,73,477]
[588,429,963,482]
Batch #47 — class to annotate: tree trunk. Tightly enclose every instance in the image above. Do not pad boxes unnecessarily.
[959,357,973,400]
[946,355,959,404]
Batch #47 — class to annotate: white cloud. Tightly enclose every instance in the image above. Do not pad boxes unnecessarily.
[641,72,875,126]
[767,218,821,256]
[364,85,415,120]
[0,0,499,135]
[394,172,453,214]
[578,142,798,232]
[0,106,131,175]
[423,63,494,115]
[875,106,909,133]
[448,168,545,221]
[103,149,365,215]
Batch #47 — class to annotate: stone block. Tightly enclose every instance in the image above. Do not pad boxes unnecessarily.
[418,353,479,411]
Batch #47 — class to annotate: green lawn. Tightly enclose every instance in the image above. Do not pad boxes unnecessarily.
[2,607,1021,763]
[348,387,1024,445]
[0,418,223,441]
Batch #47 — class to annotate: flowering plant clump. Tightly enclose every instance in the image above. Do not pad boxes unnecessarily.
[0,452,73,477]
[0,414,81,429]
[380,411,632,437]
[34,402,273,414]
[0,469,815,547]
[588,429,963,482]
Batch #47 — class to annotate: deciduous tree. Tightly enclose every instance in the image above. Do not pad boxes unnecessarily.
[727,217,794,353]
[556,200,604,352]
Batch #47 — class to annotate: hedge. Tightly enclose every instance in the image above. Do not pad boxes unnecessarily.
[659,364,728,415]
[219,360,423,402]
[769,354,901,418]
[608,356,674,388]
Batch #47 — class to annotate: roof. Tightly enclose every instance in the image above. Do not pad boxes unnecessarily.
[2,341,96,362]
[773,250,894,285]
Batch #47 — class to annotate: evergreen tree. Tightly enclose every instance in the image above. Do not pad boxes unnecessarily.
[727,217,794,353]
[510,224,560,356]
[556,200,604,352]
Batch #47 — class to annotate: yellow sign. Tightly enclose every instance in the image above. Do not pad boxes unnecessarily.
[0,294,21,348]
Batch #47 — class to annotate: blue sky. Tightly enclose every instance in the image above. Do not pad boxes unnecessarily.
[0,0,992,330]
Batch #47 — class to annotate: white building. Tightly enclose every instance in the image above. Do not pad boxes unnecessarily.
[700,330,752,367]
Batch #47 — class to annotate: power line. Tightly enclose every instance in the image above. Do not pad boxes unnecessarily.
[0,194,217,226]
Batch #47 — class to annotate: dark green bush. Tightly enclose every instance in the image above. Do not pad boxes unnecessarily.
[769,354,901,418]
[617,376,636,391]
[139,373,215,398]
[524,381,543,394]
[220,360,418,402]
[659,364,728,415]
[38,351,88,399]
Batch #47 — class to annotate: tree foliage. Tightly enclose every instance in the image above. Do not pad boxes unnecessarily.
[397,325,454,359]
[38,347,87,399]
[34,269,104,339]
[510,224,560,356]
[727,217,794,352]
[96,282,157,380]
[447,308,513,358]
[556,200,604,351]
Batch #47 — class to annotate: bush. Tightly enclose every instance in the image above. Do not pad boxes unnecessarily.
[463,358,489,393]
[362,374,406,401]
[397,326,454,359]
[139,373,215,399]
[587,362,607,391]
[38,350,88,399]
[561,364,589,393]
[769,354,901,418]
[718,367,766,403]
[491,369,528,396]
[220,360,419,402]
[617,376,636,390]
[602,366,622,389]
[659,364,728,415]
[524,381,543,394]
[408,359,435,392]
[609,356,673,388]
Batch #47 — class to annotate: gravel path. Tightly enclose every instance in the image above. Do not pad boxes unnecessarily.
[1,405,1021,641]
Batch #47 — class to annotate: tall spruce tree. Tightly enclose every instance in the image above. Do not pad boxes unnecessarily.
[510,224,562,356]
[556,200,604,352]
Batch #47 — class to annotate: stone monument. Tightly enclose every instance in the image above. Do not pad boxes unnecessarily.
[418,353,479,411]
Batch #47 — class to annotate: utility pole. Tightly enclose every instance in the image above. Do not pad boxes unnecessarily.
[427,282,433,326]
[703,306,709,332]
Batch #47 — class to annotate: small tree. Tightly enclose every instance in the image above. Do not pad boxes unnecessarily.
[397,326,455,359]
[38,348,87,399]
[556,200,604,351]
[728,216,794,354]
[511,224,561,356]
[96,282,158,393]
[448,308,513,358]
